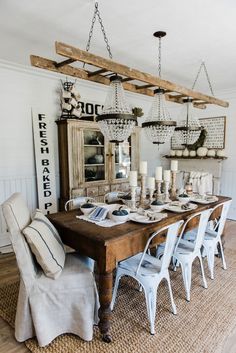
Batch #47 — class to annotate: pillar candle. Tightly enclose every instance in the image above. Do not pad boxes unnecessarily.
[155,166,162,181]
[139,161,147,175]
[171,160,178,172]
[129,171,137,187]
[164,170,171,182]
[147,177,155,189]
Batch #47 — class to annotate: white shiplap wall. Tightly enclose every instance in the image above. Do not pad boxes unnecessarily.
[0,175,37,246]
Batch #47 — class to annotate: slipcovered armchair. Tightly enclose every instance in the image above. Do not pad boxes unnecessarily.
[2,193,99,347]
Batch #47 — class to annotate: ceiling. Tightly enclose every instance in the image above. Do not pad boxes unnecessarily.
[1,0,236,93]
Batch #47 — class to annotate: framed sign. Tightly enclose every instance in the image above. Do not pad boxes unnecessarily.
[32,111,58,214]
[171,116,226,150]
[199,116,226,149]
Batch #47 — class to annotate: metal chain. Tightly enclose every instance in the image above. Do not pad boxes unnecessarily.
[191,61,215,96]
[96,4,113,59]
[158,36,162,78]
[85,3,98,54]
[84,2,113,61]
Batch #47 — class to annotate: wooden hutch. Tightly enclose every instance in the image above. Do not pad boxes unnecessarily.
[57,119,140,210]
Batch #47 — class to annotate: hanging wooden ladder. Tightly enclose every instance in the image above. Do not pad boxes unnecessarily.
[30,41,229,109]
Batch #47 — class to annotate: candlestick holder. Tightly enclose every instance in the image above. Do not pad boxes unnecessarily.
[164,181,171,203]
[149,188,155,204]
[130,186,138,212]
[170,171,177,200]
[155,180,163,202]
[140,174,147,208]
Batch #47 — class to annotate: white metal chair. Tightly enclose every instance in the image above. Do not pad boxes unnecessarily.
[157,209,212,302]
[64,196,95,211]
[184,200,232,280]
[2,193,99,347]
[111,220,184,335]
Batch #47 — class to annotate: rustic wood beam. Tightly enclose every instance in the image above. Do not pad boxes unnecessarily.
[164,94,207,109]
[193,101,212,109]
[136,84,155,90]
[55,41,229,108]
[121,77,133,82]
[165,94,185,104]
[55,58,76,68]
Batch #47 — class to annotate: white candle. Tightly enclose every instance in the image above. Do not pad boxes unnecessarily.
[171,160,178,172]
[129,171,137,187]
[139,161,147,175]
[147,177,155,189]
[164,170,171,182]
[155,166,162,181]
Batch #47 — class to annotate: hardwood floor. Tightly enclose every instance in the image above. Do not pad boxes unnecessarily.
[0,220,235,353]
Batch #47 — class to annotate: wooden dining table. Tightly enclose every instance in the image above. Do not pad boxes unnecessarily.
[48,195,231,343]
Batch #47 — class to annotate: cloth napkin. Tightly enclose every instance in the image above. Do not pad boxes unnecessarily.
[76,214,127,227]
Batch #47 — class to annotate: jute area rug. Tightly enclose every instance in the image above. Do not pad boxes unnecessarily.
[1,250,236,353]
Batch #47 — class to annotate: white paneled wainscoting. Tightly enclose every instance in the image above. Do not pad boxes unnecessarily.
[221,170,236,220]
[0,175,38,248]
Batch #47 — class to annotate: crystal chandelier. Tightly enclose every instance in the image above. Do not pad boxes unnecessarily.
[175,61,215,146]
[142,31,176,145]
[174,98,202,146]
[96,75,137,143]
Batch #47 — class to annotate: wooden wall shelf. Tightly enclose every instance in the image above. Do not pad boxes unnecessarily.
[164,155,227,160]
[30,41,229,110]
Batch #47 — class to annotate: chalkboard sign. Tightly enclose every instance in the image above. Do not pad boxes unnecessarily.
[171,116,226,150]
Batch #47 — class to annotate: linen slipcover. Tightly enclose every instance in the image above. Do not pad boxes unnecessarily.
[2,192,99,347]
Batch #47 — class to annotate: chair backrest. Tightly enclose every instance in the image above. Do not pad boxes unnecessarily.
[64,196,94,211]
[176,209,212,253]
[2,193,38,289]
[136,220,184,274]
[211,200,232,240]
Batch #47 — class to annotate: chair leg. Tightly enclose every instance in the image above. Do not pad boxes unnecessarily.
[218,239,227,270]
[144,286,157,335]
[180,261,192,302]
[166,274,177,315]
[205,244,215,280]
[198,255,208,289]
[111,272,122,310]
[172,257,180,272]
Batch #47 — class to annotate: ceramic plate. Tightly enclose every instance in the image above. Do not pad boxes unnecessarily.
[164,202,198,213]
[128,213,167,224]
[190,195,218,204]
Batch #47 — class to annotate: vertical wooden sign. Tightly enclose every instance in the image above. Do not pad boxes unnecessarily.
[32,111,57,214]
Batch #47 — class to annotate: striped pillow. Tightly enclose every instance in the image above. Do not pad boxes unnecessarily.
[23,209,65,279]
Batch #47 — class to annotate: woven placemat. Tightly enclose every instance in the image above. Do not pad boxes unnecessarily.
[1,250,236,353]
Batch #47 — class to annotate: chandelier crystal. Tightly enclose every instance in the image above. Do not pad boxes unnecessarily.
[142,88,176,145]
[174,98,202,146]
[142,31,176,145]
[96,75,137,143]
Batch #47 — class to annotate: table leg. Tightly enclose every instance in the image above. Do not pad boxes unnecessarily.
[98,271,113,343]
